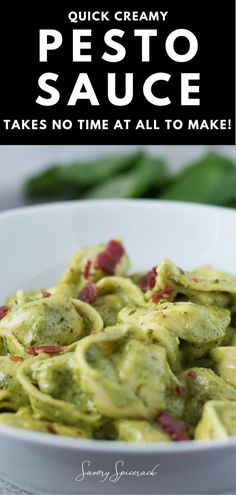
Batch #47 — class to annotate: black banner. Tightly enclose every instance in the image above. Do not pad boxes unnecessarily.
[0,1,235,144]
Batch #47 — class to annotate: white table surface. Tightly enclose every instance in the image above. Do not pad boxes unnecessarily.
[0,477,31,494]
[0,145,234,211]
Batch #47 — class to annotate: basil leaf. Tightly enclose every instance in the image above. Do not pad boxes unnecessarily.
[159,153,236,205]
[83,156,168,199]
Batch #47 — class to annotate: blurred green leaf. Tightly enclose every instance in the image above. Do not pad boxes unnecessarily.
[59,153,140,187]
[25,166,74,199]
[24,151,236,209]
[210,168,236,205]
[83,156,168,199]
[25,153,140,199]
[159,152,236,205]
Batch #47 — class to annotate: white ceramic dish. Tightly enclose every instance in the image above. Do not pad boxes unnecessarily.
[0,199,236,495]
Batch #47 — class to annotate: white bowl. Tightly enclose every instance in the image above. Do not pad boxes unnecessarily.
[0,199,236,495]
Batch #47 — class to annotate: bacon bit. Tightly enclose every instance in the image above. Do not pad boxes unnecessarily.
[0,306,9,320]
[10,355,24,362]
[79,283,98,304]
[138,273,150,292]
[95,240,124,275]
[42,290,51,298]
[147,267,157,290]
[187,370,198,380]
[157,412,190,441]
[192,277,200,283]
[84,259,92,280]
[150,287,173,303]
[95,252,115,275]
[175,385,185,397]
[150,294,159,303]
[47,423,57,435]
[138,267,157,292]
[106,240,125,262]
[26,345,65,355]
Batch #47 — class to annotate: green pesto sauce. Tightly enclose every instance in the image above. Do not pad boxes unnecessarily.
[0,242,236,442]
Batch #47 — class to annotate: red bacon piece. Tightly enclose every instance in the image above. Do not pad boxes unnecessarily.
[95,252,116,275]
[150,287,173,303]
[106,240,125,262]
[139,267,158,292]
[26,345,65,355]
[147,267,157,290]
[0,306,9,320]
[157,412,190,441]
[42,290,51,298]
[187,370,198,380]
[84,259,92,280]
[176,385,185,397]
[79,283,98,304]
[138,273,150,292]
[95,240,124,275]
[10,355,24,363]
[47,423,57,434]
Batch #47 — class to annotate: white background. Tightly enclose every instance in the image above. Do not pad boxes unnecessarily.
[0,145,234,211]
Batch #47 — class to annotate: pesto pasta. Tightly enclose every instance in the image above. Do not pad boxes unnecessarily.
[0,239,236,442]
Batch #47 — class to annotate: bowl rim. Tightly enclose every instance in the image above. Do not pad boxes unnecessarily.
[0,197,235,222]
[0,198,236,453]
[0,424,236,453]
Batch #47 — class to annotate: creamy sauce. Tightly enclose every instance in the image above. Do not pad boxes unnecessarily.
[0,240,236,442]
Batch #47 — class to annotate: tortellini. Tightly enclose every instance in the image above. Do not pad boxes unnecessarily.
[157,258,236,297]
[0,356,29,411]
[74,324,176,419]
[179,367,236,426]
[0,407,92,438]
[0,239,236,442]
[119,302,229,345]
[115,419,171,442]
[118,302,229,369]
[195,401,236,440]
[210,347,236,388]
[0,295,103,355]
[55,240,129,297]
[93,277,144,326]
[118,305,181,371]
[17,352,102,428]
